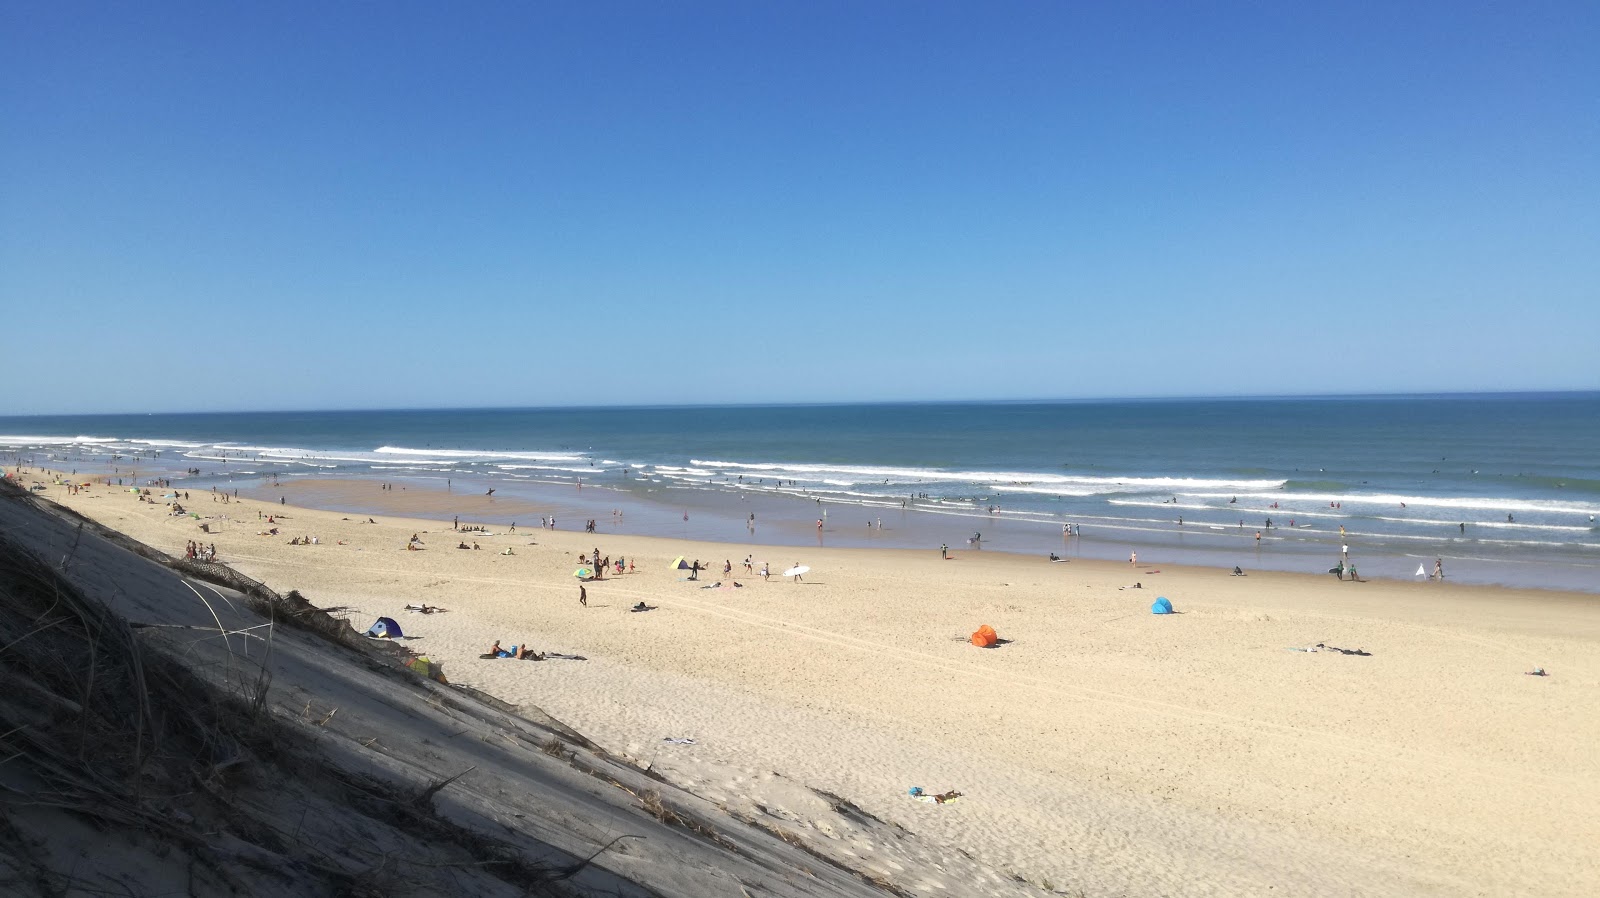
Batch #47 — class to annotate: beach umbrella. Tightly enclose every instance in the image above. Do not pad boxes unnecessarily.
[1415,564,1427,577]
[783,564,810,577]
[573,567,593,579]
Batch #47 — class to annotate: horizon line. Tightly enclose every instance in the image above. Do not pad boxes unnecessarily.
[3,389,1598,419]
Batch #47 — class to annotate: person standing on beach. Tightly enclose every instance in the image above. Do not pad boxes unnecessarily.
[940,543,948,559]
[792,563,803,583]
[723,559,732,579]
[579,584,587,606]
[690,560,700,581]
[1130,552,1137,565]
[1434,558,1444,580]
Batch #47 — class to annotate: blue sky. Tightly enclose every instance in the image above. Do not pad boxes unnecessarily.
[2,2,1596,414]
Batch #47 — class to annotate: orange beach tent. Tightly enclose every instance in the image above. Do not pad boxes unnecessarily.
[970,624,998,647]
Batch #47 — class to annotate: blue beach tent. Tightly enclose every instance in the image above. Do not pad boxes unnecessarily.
[366,617,404,638]
[1151,597,1173,615]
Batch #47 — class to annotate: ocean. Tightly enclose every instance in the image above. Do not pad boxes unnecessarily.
[4,394,1598,591]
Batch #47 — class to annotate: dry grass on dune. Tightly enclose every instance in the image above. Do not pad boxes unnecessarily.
[0,523,587,897]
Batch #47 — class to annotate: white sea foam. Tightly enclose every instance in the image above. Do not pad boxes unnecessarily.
[1186,490,1598,516]
[0,435,120,446]
[494,464,604,475]
[375,446,584,462]
[689,458,1286,491]
[130,439,209,449]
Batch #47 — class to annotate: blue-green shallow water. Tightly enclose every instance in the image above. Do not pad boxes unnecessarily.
[4,393,1598,591]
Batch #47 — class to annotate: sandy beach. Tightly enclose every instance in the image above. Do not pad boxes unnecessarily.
[27,472,1600,896]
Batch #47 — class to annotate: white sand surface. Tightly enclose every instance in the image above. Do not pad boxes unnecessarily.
[27,473,1600,896]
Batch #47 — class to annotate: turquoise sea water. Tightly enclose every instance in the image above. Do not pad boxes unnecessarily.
[3,394,1598,591]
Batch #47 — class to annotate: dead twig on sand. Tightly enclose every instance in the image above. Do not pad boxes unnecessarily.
[412,766,476,810]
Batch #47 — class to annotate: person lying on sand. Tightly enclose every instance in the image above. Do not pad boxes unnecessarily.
[630,602,657,613]
[1309,643,1371,656]
[404,604,447,614]
[908,787,964,804]
[1118,582,1143,590]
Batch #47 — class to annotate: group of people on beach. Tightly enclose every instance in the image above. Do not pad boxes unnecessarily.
[184,540,217,562]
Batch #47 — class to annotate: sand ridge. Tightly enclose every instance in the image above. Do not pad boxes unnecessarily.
[27,472,1600,896]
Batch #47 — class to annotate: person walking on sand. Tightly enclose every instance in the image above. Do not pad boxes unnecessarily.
[761,561,769,580]
[792,563,803,583]
[1130,552,1137,566]
[1434,557,1444,580]
[579,584,587,606]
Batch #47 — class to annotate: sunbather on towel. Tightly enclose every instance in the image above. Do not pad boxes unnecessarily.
[484,640,543,660]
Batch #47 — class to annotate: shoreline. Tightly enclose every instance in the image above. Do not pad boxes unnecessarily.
[7,402,1599,594]
[257,473,1600,595]
[15,466,1600,896]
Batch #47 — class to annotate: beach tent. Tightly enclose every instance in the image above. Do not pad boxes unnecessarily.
[1151,597,1173,615]
[406,655,447,683]
[971,624,999,647]
[365,617,404,639]
[670,556,691,570]
[1415,564,1427,577]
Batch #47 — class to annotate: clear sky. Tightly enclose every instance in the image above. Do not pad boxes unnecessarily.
[2,2,1596,414]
